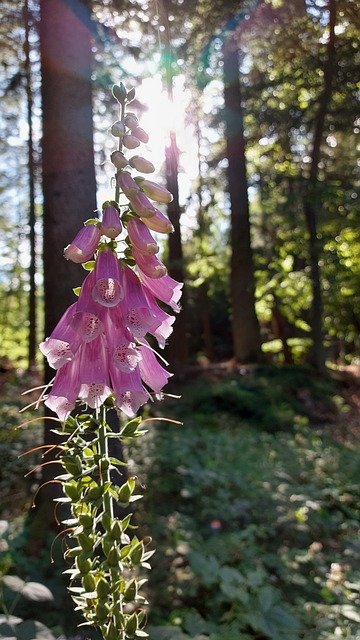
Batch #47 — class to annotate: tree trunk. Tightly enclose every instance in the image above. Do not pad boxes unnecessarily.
[304,0,336,372]
[160,6,188,369]
[24,0,37,371]
[30,0,97,548]
[223,39,262,363]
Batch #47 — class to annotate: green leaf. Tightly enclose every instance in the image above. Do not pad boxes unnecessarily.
[21,582,54,602]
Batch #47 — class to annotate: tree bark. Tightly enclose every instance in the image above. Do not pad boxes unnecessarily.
[160,5,188,369]
[304,0,336,372]
[30,0,97,547]
[24,0,37,370]
[223,39,262,363]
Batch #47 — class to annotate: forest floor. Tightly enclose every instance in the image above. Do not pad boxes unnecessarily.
[0,361,360,640]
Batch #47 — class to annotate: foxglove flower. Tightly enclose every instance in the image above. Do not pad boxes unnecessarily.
[110,150,128,169]
[129,155,155,174]
[78,335,112,409]
[143,287,175,348]
[139,270,183,312]
[129,192,156,218]
[142,208,174,234]
[104,313,141,373]
[92,247,124,307]
[44,358,80,421]
[138,339,172,393]
[117,172,141,198]
[64,225,101,264]
[39,303,81,369]
[101,205,122,239]
[132,126,149,144]
[110,364,150,417]
[119,264,158,337]
[133,248,167,279]
[127,217,159,255]
[136,178,173,204]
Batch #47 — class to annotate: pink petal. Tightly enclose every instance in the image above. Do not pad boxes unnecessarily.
[138,270,183,312]
[127,217,159,255]
[70,311,104,342]
[143,287,175,348]
[64,225,101,263]
[103,311,142,373]
[92,247,124,307]
[110,364,150,417]
[132,248,167,279]
[138,339,172,393]
[44,359,80,421]
[100,205,122,239]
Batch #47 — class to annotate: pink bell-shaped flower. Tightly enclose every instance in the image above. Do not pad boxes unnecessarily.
[92,247,124,307]
[118,264,157,338]
[44,358,80,421]
[139,270,183,313]
[143,287,175,349]
[39,303,82,369]
[64,225,101,263]
[138,338,173,393]
[117,172,141,198]
[101,205,122,239]
[132,248,167,279]
[142,208,174,234]
[103,311,141,373]
[78,335,112,409]
[110,364,150,417]
[137,179,173,204]
[127,217,159,255]
[129,192,156,219]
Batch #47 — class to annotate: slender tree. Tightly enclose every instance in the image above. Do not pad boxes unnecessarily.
[223,35,262,363]
[303,0,336,372]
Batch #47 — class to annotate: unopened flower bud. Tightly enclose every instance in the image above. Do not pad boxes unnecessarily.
[126,87,136,103]
[132,248,167,278]
[124,112,139,130]
[138,179,173,204]
[101,205,122,239]
[129,192,156,218]
[111,120,126,137]
[117,171,141,198]
[132,126,149,144]
[142,208,174,234]
[110,150,128,169]
[127,217,159,255]
[64,224,101,263]
[122,134,141,149]
[112,83,127,103]
[129,155,155,173]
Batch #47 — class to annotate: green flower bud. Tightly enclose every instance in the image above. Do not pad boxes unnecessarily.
[79,532,95,552]
[79,513,93,529]
[82,573,96,593]
[112,83,127,103]
[126,87,136,103]
[107,546,120,566]
[110,519,122,541]
[123,579,137,602]
[125,612,138,637]
[87,484,102,500]
[76,554,93,574]
[62,455,82,477]
[101,512,112,532]
[64,481,81,501]
[130,541,143,565]
[96,577,110,598]
[95,601,110,621]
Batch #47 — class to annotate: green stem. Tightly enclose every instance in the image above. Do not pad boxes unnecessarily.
[114,100,126,205]
[98,406,126,640]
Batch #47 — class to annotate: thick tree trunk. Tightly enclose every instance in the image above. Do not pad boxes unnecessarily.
[304,0,336,372]
[29,0,97,548]
[223,40,262,363]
